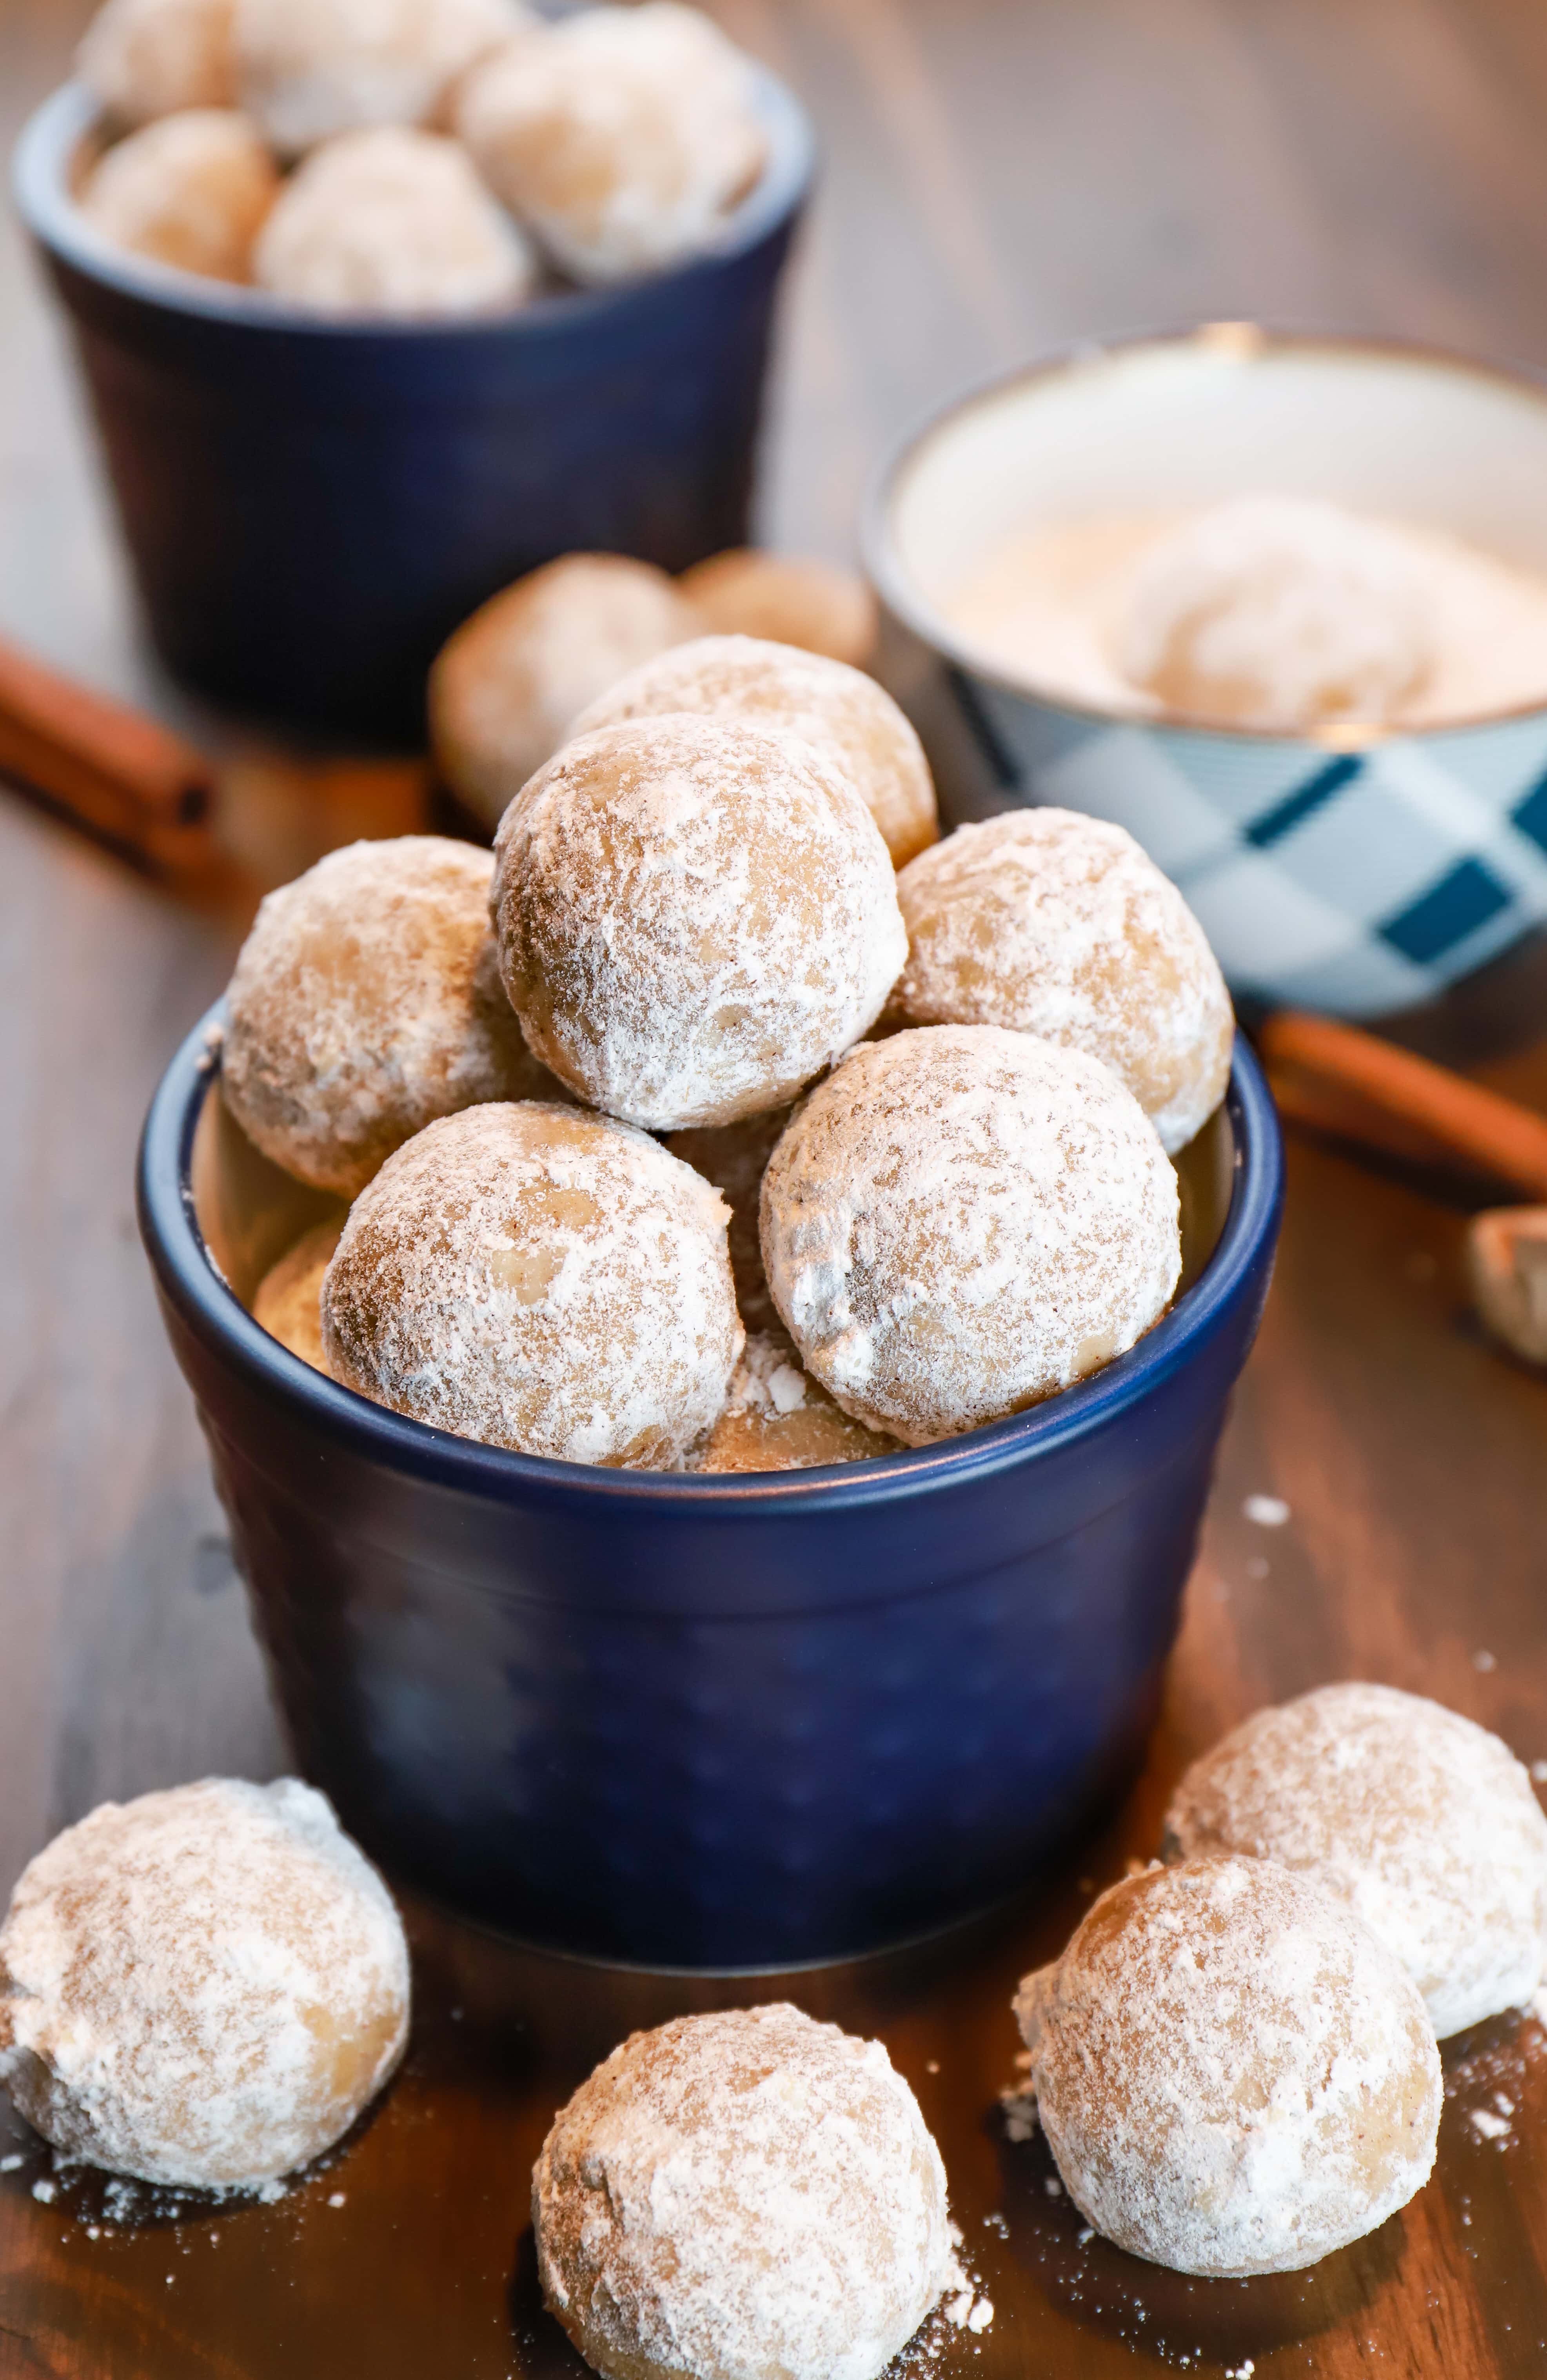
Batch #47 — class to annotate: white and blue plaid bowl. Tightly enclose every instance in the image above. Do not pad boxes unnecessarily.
[866,330,1547,1027]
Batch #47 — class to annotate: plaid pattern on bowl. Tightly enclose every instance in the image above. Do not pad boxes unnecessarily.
[941,664,1547,1019]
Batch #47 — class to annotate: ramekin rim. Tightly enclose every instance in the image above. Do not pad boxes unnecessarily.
[13,65,815,340]
[136,1001,1284,1508]
[862,323,1547,748]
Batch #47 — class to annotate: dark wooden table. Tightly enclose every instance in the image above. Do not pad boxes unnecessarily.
[5,1,1547,2373]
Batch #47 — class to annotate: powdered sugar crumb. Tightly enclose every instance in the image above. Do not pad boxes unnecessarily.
[1243,1494,1289,1526]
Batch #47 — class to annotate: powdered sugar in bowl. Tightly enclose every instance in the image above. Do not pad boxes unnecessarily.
[868,329,1547,1040]
[137,1003,1282,1970]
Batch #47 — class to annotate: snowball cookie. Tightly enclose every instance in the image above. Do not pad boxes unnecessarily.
[492,717,906,1131]
[0,1778,409,2190]
[1468,1204,1547,1366]
[571,635,938,870]
[253,126,535,315]
[233,0,527,156]
[1014,1856,1441,2278]
[78,0,235,126]
[252,1218,343,1371]
[534,2005,955,2380]
[687,1330,901,1473]
[222,836,554,1198]
[456,3,767,286]
[79,109,278,282]
[429,556,699,830]
[322,1101,741,1464]
[1117,495,1438,732]
[890,808,1233,1155]
[1163,1681,1547,2038]
[668,1105,791,1333]
[677,551,878,672]
[761,1027,1181,1445]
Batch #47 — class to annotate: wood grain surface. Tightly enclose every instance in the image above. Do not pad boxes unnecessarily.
[4,1,1547,2375]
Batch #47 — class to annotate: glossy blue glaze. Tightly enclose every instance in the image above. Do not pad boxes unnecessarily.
[138,1015,1283,1968]
[14,75,813,743]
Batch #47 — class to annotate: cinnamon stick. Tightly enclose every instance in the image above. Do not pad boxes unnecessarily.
[0,632,216,871]
[1260,1009,1547,1199]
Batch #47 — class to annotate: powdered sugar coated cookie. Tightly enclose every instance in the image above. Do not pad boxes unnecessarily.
[1164,1681,1547,2037]
[0,1778,409,2189]
[571,634,937,869]
[321,1100,741,1465]
[1014,1856,1441,2277]
[533,2004,955,2380]
[491,715,906,1131]
[760,1026,1181,1445]
[892,808,1232,1153]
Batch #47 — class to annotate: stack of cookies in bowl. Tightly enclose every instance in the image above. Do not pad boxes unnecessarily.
[228,625,1235,1475]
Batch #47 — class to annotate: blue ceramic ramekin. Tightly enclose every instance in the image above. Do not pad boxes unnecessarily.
[138,1011,1282,1970]
[13,67,814,743]
[866,330,1547,1035]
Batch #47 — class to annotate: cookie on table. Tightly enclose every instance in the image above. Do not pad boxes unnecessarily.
[1163,1679,1547,2037]
[490,715,906,1131]
[534,2005,955,2380]
[676,550,878,671]
[760,1026,1181,1445]
[570,633,938,869]
[1014,1856,1441,2277]
[890,807,1233,1154]
[321,1100,742,1465]
[221,835,555,1199]
[0,1778,408,2189]
[429,556,700,830]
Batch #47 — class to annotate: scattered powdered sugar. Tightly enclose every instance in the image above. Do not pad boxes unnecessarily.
[0,1778,409,2191]
[533,2004,955,2380]
[890,808,1232,1154]
[1013,1857,1442,2278]
[323,1100,742,1466]
[491,714,906,1131]
[1162,1682,1547,2038]
[760,1026,1182,1446]
[222,836,556,1197]
[568,632,938,868]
